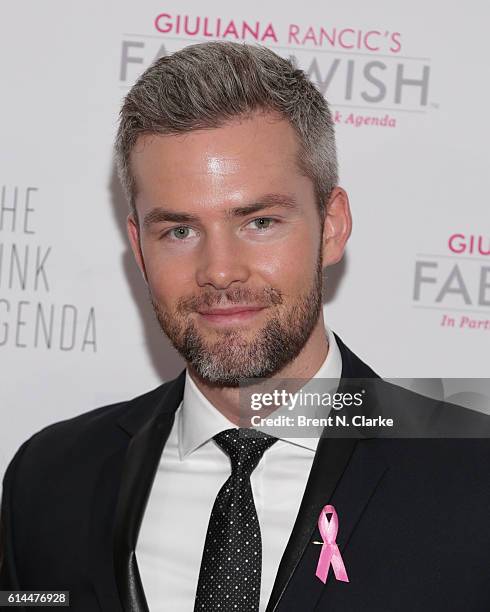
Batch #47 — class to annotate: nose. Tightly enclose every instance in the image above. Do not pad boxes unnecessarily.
[195,230,250,290]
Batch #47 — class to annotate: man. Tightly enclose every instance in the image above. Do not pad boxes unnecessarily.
[1,41,490,612]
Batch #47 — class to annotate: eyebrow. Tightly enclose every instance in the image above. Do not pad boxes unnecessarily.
[141,193,298,230]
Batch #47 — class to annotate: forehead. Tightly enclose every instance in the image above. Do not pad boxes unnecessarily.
[130,112,308,209]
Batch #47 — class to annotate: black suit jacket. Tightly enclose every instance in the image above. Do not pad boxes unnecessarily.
[2,333,490,611]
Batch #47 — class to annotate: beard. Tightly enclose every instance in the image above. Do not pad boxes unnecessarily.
[150,251,325,387]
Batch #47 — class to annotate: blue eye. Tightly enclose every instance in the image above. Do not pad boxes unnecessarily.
[161,226,196,240]
[171,226,190,239]
[250,217,276,231]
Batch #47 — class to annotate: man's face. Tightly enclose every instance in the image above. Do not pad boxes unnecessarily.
[128,111,346,386]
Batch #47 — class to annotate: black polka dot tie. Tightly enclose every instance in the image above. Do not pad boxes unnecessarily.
[194,428,278,611]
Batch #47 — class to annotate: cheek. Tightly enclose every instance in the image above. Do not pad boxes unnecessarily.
[144,255,195,305]
[252,232,319,289]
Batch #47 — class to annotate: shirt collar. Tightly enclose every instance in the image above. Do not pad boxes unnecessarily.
[179,324,342,459]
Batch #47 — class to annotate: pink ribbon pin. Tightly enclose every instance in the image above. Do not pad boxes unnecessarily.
[314,504,349,583]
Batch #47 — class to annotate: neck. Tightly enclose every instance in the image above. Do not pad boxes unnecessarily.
[187,316,329,425]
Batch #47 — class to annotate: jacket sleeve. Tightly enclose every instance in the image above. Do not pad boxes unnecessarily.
[0,440,31,589]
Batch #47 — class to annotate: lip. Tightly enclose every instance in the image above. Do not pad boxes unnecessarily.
[197,305,266,325]
[198,306,265,315]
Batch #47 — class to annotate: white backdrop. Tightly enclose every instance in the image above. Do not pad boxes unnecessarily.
[1,1,489,478]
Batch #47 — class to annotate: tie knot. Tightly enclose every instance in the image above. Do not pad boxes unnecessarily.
[213,428,277,477]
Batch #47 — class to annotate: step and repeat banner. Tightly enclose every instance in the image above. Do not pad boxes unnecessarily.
[1,1,489,477]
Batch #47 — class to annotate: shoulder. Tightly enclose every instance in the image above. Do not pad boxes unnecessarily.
[2,375,182,487]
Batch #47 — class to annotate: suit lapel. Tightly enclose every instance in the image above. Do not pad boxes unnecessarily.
[266,333,388,612]
[265,436,360,611]
[89,445,131,611]
[112,370,186,612]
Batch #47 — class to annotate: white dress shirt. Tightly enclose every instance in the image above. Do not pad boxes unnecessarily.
[136,325,342,611]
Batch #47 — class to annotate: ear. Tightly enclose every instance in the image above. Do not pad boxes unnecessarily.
[321,187,352,267]
[126,213,148,283]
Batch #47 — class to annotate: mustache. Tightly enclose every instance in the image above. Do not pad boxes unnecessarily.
[176,286,284,314]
